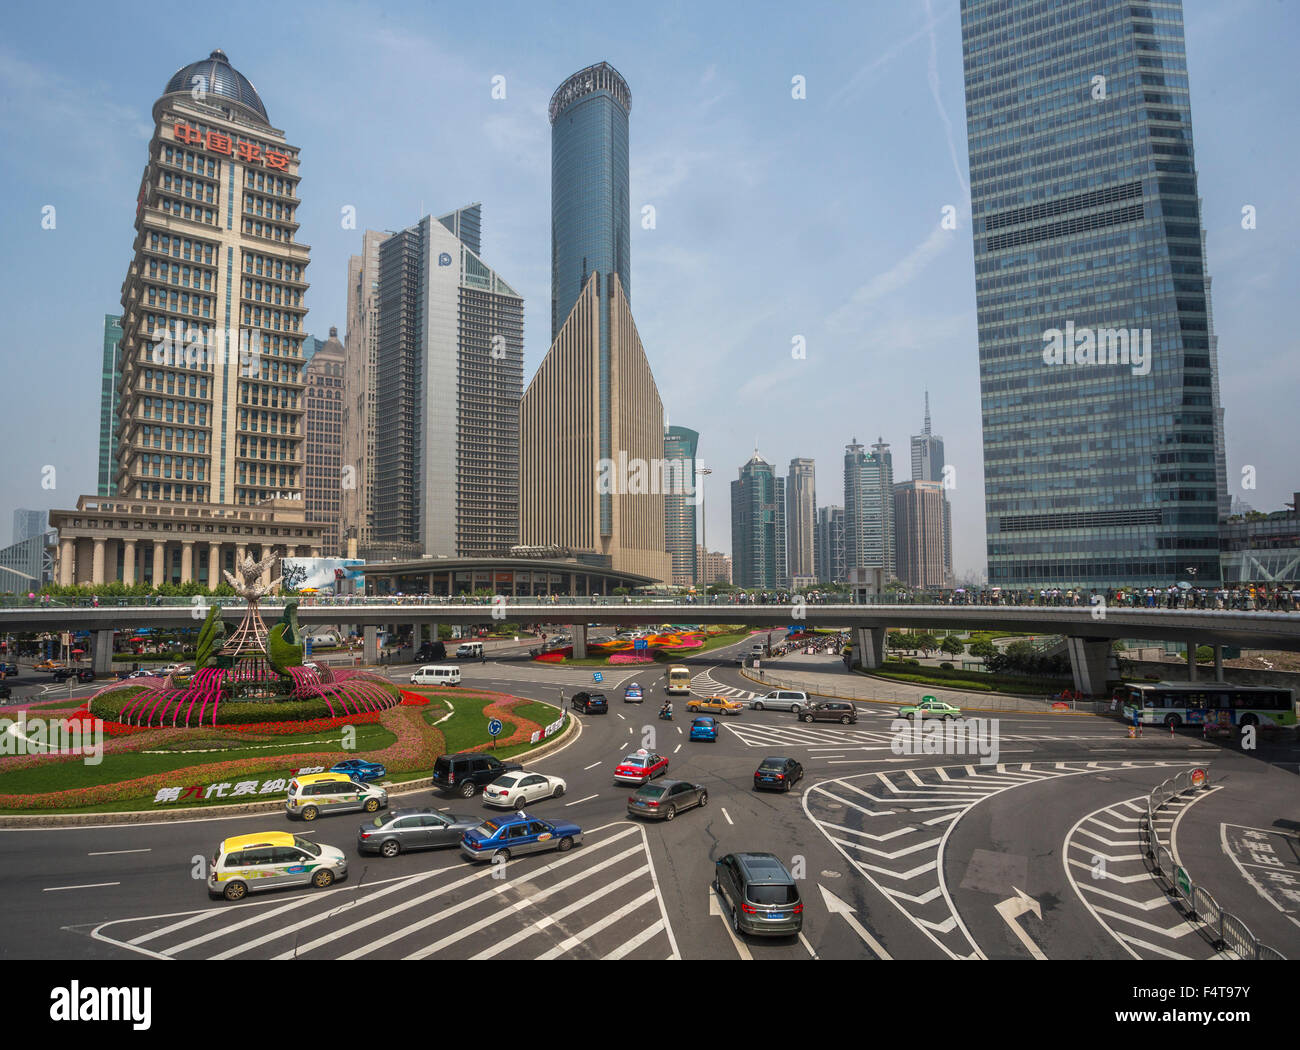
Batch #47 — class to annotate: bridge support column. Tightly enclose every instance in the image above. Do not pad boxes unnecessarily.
[91,629,115,676]
[1214,645,1224,682]
[1066,637,1110,696]
[363,625,379,665]
[854,627,887,668]
[568,624,587,660]
[1187,641,1198,682]
[410,622,421,652]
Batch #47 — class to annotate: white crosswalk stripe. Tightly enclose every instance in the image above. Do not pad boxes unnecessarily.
[470,664,641,688]
[91,823,677,961]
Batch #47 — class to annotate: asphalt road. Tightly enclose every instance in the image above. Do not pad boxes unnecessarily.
[1,636,1296,961]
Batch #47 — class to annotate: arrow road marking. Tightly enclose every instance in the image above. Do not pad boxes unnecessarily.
[819,884,892,959]
[995,887,1046,960]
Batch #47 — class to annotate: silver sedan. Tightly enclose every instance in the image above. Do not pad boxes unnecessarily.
[626,779,708,822]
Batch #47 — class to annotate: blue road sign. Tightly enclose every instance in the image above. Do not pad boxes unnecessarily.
[487,718,503,737]
[593,671,604,682]
[633,639,648,650]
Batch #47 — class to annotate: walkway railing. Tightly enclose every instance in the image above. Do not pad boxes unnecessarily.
[1141,770,1287,960]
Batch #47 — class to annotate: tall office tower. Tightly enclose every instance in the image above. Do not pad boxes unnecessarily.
[843,438,895,579]
[815,505,846,583]
[371,209,523,559]
[13,510,47,546]
[113,49,309,507]
[894,480,948,588]
[301,334,324,365]
[341,229,391,552]
[520,63,671,582]
[663,425,699,586]
[98,314,123,496]
[786,458,817,582]
[962,0,1226,587]
[730,452,786,589]
[303,327,345,552]
[910,391,945,484]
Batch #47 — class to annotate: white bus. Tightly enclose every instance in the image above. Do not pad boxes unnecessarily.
[1114,681,1297,729]
[666,665,691,695]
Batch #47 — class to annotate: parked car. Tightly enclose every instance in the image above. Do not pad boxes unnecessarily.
[686,695,744,716]
[357,808,479,857]
[208,831,347,901]
[570,691,609,714]
[460,813,583,862]
[483,771,567,809]
[416,641,447,662]
[800,701,858,725]
[118,668,156,680]
[899,698,961,721]
[714,852,803,937]
[626,779,708,821]
[749,690,808,713]
[456,642,484,659]
[0,662,18,677]
[330,759,388,783]
[753,756,804,793]
[52,668,95,683]
[689,716,719,742]
[613,748,669,785]
[432,752,524,798]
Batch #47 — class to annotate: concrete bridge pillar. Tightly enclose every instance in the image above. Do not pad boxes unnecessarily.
[363,625,379,665]
[1066,637,1111,696]
[568,624,587,660]
[91,629,115,676]
[410,622,422,653]
[854,626,887,669]
[1214,645,1224,682]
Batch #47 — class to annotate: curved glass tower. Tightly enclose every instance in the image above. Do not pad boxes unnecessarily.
[550,62,631,339]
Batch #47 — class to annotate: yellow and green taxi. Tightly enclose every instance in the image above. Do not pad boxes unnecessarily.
[687,695,745,716]
[286,771,388,821]
[208,831,347,901]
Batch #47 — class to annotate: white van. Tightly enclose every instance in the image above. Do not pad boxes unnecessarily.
[411,665,462,686]
[456,642,484,659]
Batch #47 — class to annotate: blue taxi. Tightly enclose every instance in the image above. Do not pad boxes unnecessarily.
[460,813,584,863]
[689,716,719,742]
[624,682,644,703]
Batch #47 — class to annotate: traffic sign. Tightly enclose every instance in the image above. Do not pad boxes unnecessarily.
[593,671,604,682]
[922,695,937,703]
[633,639,647,650]
[487,718,503,737]
[1175,866,1192,898]
[1190,767,1208,789]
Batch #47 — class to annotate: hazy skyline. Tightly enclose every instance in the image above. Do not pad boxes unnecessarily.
[1,0,1296,578]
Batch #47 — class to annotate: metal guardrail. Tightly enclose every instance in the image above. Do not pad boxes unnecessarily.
[1141,770,1286,960]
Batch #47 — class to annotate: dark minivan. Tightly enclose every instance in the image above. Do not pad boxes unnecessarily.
[714,852,803,937]
[432,752,524,798]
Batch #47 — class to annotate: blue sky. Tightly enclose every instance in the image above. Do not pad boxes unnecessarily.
[1,0,1296,577]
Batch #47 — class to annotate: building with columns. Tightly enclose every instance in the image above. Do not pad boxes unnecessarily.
[49,495,325,587]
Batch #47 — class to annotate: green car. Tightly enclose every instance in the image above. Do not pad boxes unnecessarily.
[899,698,961,721]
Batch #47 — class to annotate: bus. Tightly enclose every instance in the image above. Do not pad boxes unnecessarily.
[666,665,692,696]
[1114,681,1298,729]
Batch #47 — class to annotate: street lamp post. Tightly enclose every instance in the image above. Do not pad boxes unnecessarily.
[696,466,712,594]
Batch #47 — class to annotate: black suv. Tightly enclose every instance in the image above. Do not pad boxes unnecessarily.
[800,701,858,725]
[52,668,95,684]
[416,641,447,662]
[570,692,609,714]
[753,756,804,792]
[432,752,524,798]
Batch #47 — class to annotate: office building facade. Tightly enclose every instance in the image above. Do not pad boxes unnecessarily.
[520,63,671,582]
[843,438,894,580]
[664,425,699,587]
[894,479,948,588]
[696,545,733,586]
[98,314,123,496]
[961,0,1227,587]
[303,326,345,552]
[372,208,523,559]
[786,458,817,582]
[13,509,47,546]
[730,452,786,589]
[815,504,846,584]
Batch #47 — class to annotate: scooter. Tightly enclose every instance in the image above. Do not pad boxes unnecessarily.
[658,707,674,721]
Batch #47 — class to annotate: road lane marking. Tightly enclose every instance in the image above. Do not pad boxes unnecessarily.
[583,761,602,770]
[44,881,120,891]
[565,794,598,806]
[88,849,151,856]
[721,808,734,825]
[673,744,681,754]
[535,888,658,959]
[799,932,819,958]
[709,886,752,960]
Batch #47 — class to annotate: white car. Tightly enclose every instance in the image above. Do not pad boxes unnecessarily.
[482,771,567,810]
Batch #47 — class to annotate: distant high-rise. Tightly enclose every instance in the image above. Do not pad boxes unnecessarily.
[98,314,123,496]
[844,438,894,579]
[303,327,345,553]
[910,391,944,484]
[342,229,392,552]
[13,509,47,546]
[301,334,324,365]
[815,505,846,584]
[786,458,817,582]
[731,451,786,589]
[696,545,733,586]
[520,63,671,582]
[373,209,523,558]
[894,480,947,588]
[961,0,1226,587]
[664,426,699,587]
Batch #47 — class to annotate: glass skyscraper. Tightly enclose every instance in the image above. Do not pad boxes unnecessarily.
[961,0,1226,588]
[731,452,786,590]
[663,425,699,587]
[98,314,122,496]
[843,438,894,580]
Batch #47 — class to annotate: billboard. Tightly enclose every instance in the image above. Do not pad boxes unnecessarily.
[281,558,365,594]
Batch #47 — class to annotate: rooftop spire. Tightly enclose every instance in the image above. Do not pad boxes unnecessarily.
[924,390,931,435]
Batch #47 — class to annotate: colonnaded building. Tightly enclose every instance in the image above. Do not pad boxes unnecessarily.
[53,49,320,587]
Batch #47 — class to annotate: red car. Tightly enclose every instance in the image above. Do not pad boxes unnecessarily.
[614,748,669,786]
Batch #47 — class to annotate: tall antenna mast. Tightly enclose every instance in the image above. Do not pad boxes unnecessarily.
[924,390,932,435]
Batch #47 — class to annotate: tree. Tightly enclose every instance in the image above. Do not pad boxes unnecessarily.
[913,632,941,657]
[968,637,998,661]
[939,635,965,657]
